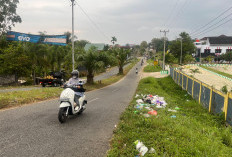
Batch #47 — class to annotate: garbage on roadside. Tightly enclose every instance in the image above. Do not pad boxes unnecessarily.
[149,148,156,154]
[168,109,177,112]
[148,110,158,116]
[135,94,167,110]
[170,115,177,118]
[175,107,180,110]
[134,140,148,156]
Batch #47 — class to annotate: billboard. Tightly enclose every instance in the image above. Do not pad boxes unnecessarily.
[6,31,67,46]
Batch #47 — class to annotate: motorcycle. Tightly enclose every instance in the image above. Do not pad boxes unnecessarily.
[136,68,138,74]
[58,81,87,123]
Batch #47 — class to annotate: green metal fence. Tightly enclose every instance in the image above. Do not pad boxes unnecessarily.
[170,68,232,125]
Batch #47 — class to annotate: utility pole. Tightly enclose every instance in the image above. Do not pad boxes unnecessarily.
[71,0,75,71]
[179,38,183,65]
[160,30,169,70]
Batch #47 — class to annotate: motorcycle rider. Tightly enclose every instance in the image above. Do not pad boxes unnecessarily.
[66,70,85,110]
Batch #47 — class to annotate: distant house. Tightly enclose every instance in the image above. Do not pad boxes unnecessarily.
[84,43,106,51]
[194,35,232,57]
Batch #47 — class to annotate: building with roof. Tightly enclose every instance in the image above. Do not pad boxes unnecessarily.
[194,35,232,57]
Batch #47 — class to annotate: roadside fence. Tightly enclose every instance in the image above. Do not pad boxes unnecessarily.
[170,68,232,125]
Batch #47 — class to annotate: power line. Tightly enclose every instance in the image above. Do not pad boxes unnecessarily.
[163,0,180,29]
[190,6,232,35]
[76,2,111,42]
[193,18,232,38]
[192,12,232,37]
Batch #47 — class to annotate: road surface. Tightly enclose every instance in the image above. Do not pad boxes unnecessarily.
[0,62,144,157]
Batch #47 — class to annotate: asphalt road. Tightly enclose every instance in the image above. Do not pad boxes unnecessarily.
[0,62,144,157]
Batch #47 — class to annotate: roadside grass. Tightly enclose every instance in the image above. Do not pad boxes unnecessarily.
[0,59,139,110]
[144,60,162,72]
[107,76,232,157]
[0,87,63,109]
[200,65,232,79]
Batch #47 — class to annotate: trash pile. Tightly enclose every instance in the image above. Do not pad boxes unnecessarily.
[134,94,168,117]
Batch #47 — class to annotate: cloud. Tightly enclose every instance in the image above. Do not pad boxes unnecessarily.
[13,0,232,44]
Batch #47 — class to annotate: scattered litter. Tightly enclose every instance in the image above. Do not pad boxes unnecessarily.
[145,107,152,110]
[143,114,150,118]
[114,125,117,128]
[170,115,177,118]
[135,94,140,98]
[148,110,158,116]
[136,99,144,104]
[175,107,180,110]
[149,148,156,154]
[134,140,148,156]
[168,109,177,112]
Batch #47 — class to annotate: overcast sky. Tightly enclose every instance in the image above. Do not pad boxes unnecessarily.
[14,0,232,45]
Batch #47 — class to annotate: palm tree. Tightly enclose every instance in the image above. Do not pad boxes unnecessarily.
[77,47,109,84]
[113,48,130,75]
[111,36,117,45]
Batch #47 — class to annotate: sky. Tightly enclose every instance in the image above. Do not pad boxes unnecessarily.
[14,0,232,45]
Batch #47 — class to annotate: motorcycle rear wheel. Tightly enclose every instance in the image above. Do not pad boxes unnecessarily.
[58,107,68,123]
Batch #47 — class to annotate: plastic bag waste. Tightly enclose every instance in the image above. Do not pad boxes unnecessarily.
[170,115,176,118]
[168,109,177,112]
[149,148,156,154]
[148,110,158,116]
[134,140,148,156]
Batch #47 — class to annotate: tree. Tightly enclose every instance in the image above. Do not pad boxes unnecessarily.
[112,48,130,74]
[0,44,31,83]
[140,41,148,56]
[111,36,117,45]
[220,51,232,63]
[150,38,169,52]
[0,0,22,34]
[169,32,195,63]
[77,47,109,84]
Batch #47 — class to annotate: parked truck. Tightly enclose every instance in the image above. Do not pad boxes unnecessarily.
[39,71,65,87]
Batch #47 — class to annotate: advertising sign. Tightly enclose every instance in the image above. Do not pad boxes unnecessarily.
[6,31,67,46]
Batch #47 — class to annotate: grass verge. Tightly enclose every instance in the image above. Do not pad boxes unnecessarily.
[0,59,139,110]
[107,76,232,157]
[144,60,162,72]
[200,65,232,79]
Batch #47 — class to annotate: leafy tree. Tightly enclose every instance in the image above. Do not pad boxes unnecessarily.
[75,40,89,49]
[220,52,232,63]
[0,0,22,34]
[112,48,130,74]
[77,47,109,84]
[0,44,31,83]
[150,38,169,52]
[140,41,148,56]
[169,32,195,63]
[111,36,117,45]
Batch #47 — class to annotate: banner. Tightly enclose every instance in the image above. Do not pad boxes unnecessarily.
[6,31,67,46]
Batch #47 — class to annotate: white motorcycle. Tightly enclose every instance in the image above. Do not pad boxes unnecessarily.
[58,82,87,123]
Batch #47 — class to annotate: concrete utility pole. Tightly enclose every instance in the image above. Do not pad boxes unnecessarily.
[179,38,183,65]
[160,30,169,70]
[71,0,75,71]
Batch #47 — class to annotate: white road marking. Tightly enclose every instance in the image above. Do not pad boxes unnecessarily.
[88,98,99,103]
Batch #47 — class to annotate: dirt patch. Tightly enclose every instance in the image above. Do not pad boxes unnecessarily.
[181,65,232,91]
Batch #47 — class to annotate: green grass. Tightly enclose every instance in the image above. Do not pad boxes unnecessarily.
[144,60,162,72]
[200,65,232,79]
[107,76,232,157]
[0,87,63,109]
[0,59,139,110]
